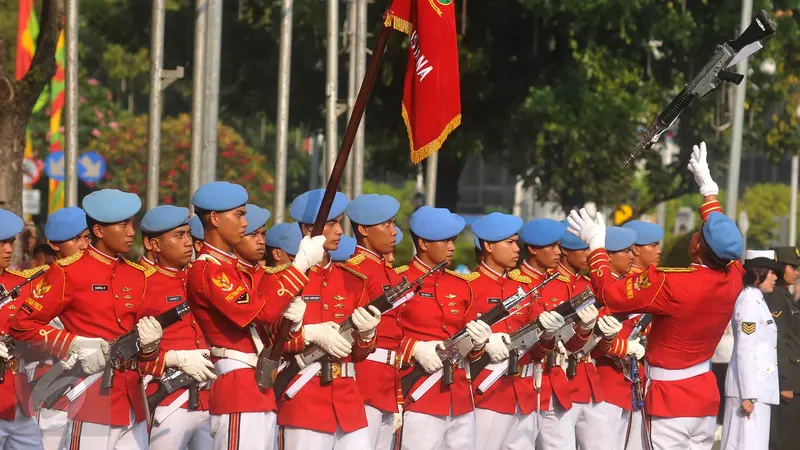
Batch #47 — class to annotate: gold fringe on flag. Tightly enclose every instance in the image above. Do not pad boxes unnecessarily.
[402,104,461,164]
[384,13,412,35]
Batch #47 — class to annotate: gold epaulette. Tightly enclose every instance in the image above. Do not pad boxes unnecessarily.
[468,272,481,282]
[337,263,367,280]
[263,263,291,275]
[56,251,83,267]
[6,266,49,278]
[508,269,532,285]
[345,253,366,266]
[445,269,480,282]
[557,274,571,283]
[124,259,157,277]
[656,267,696,273]
[394,265,409,275]
[582,275,591,282]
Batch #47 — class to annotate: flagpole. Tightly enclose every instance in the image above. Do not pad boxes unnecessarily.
[64,0,79,207]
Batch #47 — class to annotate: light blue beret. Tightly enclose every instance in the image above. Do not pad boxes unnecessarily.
[82,189,141,223]
[278,222,303,256]
[395,226,403,246]
[189,215,204,240]
[560,228,588,251]
[409,206,465,241]
[290,189,349,224]
[472,212,523,243]
[266,222,291,248]
[519,219,567,247]
[623,220,664,246]
[330,235,357,262]
[474,236,481,249]
[192,181,248,212]
[346,194,400,226]
[606,227,637,252]
[141,205,190,234]
[703,212,744,261]
[244,204,271,235]
[0,209,24,241]
[45,207,87,242]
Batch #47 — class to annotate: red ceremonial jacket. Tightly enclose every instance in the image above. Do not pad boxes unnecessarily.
[588,199,744,418]
[10,246,153,426]
[186,242,307,415]
[277,262,376,433]
[345,246,406,414]
[469,263,555,415]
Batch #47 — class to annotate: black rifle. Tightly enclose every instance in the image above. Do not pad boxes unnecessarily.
[401,272,559,397]
[0,334,13,384]
[33,302,190,409]
[620,10,776,168]
[147,368,199,425]
[470,287,596,376]
[272,261,446,398]
[0,269,46,383]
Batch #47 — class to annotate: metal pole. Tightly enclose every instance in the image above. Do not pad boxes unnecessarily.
[512,176,524,217]
[345,0,357,199]
[274,0,293,224]
[425,152,438,206]
[325,0,339,181]
[353,0,367,196]
[64,0,79,207]
[416,164,424,194]
[146,0,166,210]
[790,155,799,246]
[189,0,207,208]
[725,0,753,220]
[202,0,223,183]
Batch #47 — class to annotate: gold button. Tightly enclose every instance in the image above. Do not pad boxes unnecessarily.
[115,295,119,299]
[117,318,121,323]
[442,326,447,331]
[196,340,200,346]
[192,320,197,325]
[323,304,329,310]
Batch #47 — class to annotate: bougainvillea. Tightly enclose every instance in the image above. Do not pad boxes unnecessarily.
[88,113,274,207]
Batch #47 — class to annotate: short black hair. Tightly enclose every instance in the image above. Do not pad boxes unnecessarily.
[195,208,211,227]
[33,243,56,258]
[265,246,279,266]
[85,217,110,242]
[743,266,772,287]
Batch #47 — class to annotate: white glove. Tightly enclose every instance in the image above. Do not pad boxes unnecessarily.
[687,141,719,196]
[412,341,443,373]
[137,316,163,354]
[466,320,492,349]
[303,322,352,359]
[627,338,646,360]
[293,235,327,272]
[567,208,607,251]
[598,315,623,338]
[283,297,306,332]
[577,305,599,331]
[165,349,217,383]
[0,341,9,360]
[68,337,109,375]
[539,311,566,334]
[486,333,510,363]
[351,305,381,341]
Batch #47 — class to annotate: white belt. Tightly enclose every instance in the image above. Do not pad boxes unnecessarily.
[366,348,397,366]
[647,359,711,382]
[23,361,38,383]
[409,361,465,402]
[476,362,535,394]
[66,373,103,402]
[211,347,258,374]
[283,361,356,399]
[152,380,210,426]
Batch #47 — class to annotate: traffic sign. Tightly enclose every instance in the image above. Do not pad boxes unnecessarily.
[78,151,106,183]
[44,152,65,181]
[22,158,42,187]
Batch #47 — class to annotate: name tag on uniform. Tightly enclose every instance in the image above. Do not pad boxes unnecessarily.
[487,297,501,304]
[303,295,321,303]
[419,292,433,298]
[768,319,774,325]
[166,295,183,303]
[92,285,108,292]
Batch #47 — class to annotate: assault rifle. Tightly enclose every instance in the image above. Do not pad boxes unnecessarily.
[0,269,46,383]
[147,368,199,425]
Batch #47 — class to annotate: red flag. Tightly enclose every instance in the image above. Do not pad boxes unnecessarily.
[385,0,461,164]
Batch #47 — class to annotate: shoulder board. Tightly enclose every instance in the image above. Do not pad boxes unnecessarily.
[445,269,480,282]
[582,275,591,282]
[195,254,221,266]
[345,253,366,266]
[56,251,83,267]
[264,263,291,275]
[508,269,532,285]
[556,274,571,283]
[337,263,367,280]
[656,267,696,273]
[6,266,49,278]
[394,265,409,275]
[124,259,157,277]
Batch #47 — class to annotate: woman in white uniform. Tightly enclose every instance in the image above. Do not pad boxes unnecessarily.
[721,250,781,450]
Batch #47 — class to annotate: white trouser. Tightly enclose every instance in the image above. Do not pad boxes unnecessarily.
[38,408,69,450]
[474,407,538,450]
[364,405,395,450]
[720,397,771,450]
[210,412,277,450]
[400,411,476,450]
[537,401,614,450]
[626,411,646,450]
[60,410,148,450]
[150,408,212,450]
[0,406,44,450]
[649,415,716,450]
[280,426,371,450]
[592,402,629,450]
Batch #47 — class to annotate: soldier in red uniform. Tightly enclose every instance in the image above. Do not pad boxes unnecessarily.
[233,204,270,288]
[342,193,402,450]
[469,213,566,450]
[186,181,322,450]
[623,221,663,273]
[568,142,746,449]
[139,205,218,450]
[384,226,403,268]
[0,209,45,450]
[190,215,204,255]
[265,223,297,268]
[277,189,381,450]
[10,189,165,449]
[397,206,492,450]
